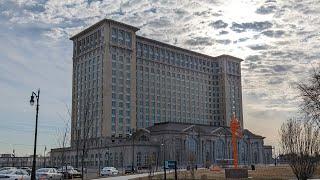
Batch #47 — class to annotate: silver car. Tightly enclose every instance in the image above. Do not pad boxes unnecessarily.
[0,169,30,180]
[0,167,16,172]
[100,167,119,176]
[36,168,62,180]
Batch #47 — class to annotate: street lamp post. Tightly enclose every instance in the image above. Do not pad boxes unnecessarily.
[30,89,40,180]
[161,143,166,180]
[43,146,46,168]
[129,129,135,173]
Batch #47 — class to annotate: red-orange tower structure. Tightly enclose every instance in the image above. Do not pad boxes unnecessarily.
[230,113,242,168]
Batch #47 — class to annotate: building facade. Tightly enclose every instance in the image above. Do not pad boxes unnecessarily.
[0,154,48,168]
[51,123,269,170]
[51,18,271,169]
[69,19,243,143]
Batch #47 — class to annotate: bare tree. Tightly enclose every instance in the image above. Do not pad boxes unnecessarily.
[297,67,320,126]
[80,98,95,180]
[188,153,196,180]
[55,104,72,179]
[279,118,320,180]
[147,153,156,179]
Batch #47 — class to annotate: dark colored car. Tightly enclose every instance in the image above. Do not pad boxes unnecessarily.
[124,166,135,174]
[57,166,82,179]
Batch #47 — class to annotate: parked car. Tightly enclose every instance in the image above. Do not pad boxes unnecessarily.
[20,167,31,175]
[36,168,62,180]
[124,166,135,174]
[73,168,86,174]
[57,166,82,179]
[0,167,16,172]
[0,169,30,180]
[100,167,118,176]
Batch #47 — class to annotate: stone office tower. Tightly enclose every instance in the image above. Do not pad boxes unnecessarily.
[70,19,243,146]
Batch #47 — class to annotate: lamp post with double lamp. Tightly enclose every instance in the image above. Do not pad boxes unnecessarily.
[29,89,40,180]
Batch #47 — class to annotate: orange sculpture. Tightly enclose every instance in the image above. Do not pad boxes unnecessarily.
[230,113,242,168]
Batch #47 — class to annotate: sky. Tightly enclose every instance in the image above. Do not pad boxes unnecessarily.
[0,0,319,156]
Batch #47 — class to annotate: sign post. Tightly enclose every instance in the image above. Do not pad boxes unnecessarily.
[174,161,177,180]
[165,160,177,180]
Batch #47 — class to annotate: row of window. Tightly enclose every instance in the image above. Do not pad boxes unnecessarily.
[137,41,220,73]
[137,57,219,77]
[111,27,132,48]
[110,46,132,134]
[76,28,103,54]
[75,49,104,138]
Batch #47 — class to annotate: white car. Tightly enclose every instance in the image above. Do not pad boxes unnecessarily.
[0,169,30,180]
[36,168,62,180]
[0,167,16,172]
[100,167,119,176]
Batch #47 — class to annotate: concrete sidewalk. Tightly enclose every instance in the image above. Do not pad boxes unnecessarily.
[91,171,164,180]
[92,168,193,180]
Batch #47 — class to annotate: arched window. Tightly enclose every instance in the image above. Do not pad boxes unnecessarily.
[139,135,149,141]
[114,152,118,168]
[137,152,142,166]
[105,152,109,166]
[240,141,247,164]
[109,153,113,166]
[186,137,197,153]
[120,152,123,168]
[216,139,225,159]
[143,153,148,166]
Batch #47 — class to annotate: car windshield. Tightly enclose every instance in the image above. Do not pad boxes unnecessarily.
[60,166,73,170]
[37,168,50,173]
[0,170,15,174]
[0,168,15,171]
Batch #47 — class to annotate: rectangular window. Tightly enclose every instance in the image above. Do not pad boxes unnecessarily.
[119,30,125,45]
[125,32,132,48]
[111,28,117,43]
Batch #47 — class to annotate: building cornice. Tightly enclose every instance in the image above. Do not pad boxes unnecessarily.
[70,18,140,40]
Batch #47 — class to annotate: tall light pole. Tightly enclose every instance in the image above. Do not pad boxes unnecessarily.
[129,128,135,173]
[30,89,40,180]
[43,146,46,168]
[161,143,166,180]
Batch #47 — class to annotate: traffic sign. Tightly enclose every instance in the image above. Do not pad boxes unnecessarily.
[165,160,176,169]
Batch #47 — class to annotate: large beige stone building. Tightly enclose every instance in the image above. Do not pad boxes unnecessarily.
[51,19,272,170]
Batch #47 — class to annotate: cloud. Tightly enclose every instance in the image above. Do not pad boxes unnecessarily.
[256,5,277,14]
[209,20,228,29]
[248,44,271,50]
[245,55,263,62]
[184,37,214,46]
[261,30,285,38]
[267,77,284,85]
[271,64,294,73]
[146,17,173,28]
[215,39,231,45]
[231,21,273,33]
[194,10,222,17]
[219,30,229,35]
